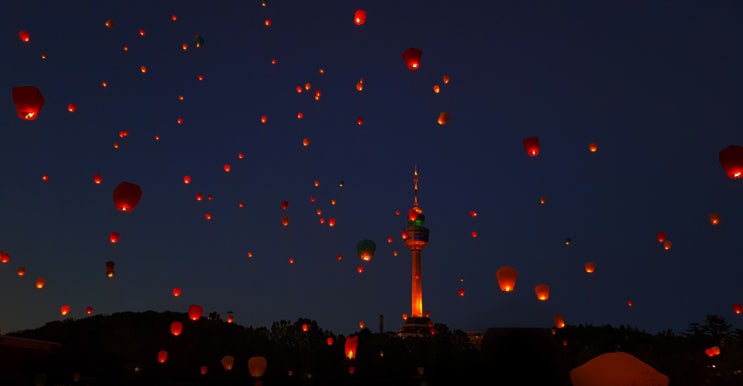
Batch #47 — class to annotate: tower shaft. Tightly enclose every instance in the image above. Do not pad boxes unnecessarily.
[411,249,423,317]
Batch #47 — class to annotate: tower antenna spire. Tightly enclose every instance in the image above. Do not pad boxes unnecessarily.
[413,165,419,209]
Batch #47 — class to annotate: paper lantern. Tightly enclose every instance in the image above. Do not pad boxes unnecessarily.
[113,181,142,212]
[170,321,183,336]
[584,262,596,273]
[105,261,115,277]
[172,287,182,297]
[12,86,45,120]
[60,305,70,316]
[719,145,743,179]
[554,314,565,328]
[109,232,120,244]
[248,356,267,377]
[656,232,666,243]
[709,212,720,226]
[402,48,423,70]
[356,239,376,262]
[523,136,540,157]
[188,304,203,321]
[437,112,450,125]
[345,335,358,360]
[157,350,168,364]
[496,265,518,292]
[353,9,367,25]
[36,278,45,289]
[221,355,234,370]
[733,303,742,315]
[534,284,550,301]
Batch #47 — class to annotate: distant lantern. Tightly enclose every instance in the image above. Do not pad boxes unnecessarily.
[359,321,365,329]
[248,356,267,378]
[496,265,518,292]
[0,252,9,263]
[221,355,234,370]
[226,314,234,323]
[433,85,440,94]
[17,267,25,276]
[281,215,289,226]
[719,145,743,179]
[353,9,367,25]
[327,337,334,345]
[402,47,423,70]
[105,261,115,277]
[157,350,168,364]
[356,239,376,262]
[170,321,183,336]
[523,136,540,157]
[588,142,598,153]
[36,278,45,289]
[437,112,450,125]
[280,200,289,210]
[709,212,720,226]
[18,30,30,42]
[188,304,203,321]
[93,174,103,184]
[733,303,743,315]
[12,86,45,120]
[183,175,191,184]
[109,232,120,244]
[345,335,358,360]
[458,288,465,297]
[67,103,77,113]
[302,323,309,332]
[200,366,208,375]
[85,306,93,315]
[534,284,550,301]
[540,196,547,205]
[172,287,182,297]
[60,305,70,316]
[656,231,666,243]
[584,262,596,273]
[223,164,231,173]
[260,115,267,124]
[113,181,142,212]
[554,314,566,328]
[663,240,672,250]
[357,116,364,126]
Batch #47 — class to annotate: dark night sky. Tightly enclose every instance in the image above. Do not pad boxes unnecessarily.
[1,1,742,336]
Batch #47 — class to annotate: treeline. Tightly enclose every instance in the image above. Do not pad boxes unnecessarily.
[2,311,742,385]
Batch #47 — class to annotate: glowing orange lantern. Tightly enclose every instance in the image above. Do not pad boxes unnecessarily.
[709,212,720,226]
[719,145,743,179]
[656,231,666,243]
[109,232,120,244]
[223,164,231,173]
[60,305,70,316]
[172,287,181,297]
[553,314,565,328]
[733,303,742,315]
[93,174,102,184]
[17,267,25,276]
[18,30,30,42]
[433,85,440,94]
[36,278,45,289]
[188,304,203,321]
[523,136,540,157]
[200,366,208,375]
[458,288,465,297]
[221,355,234,370]
[437,112,450,125]
[345,335,358,359]
[584,262,596,273]
[302,323,309,332]
[249,356,267,378]
[105,261,115,277]
[357,116,363,126]
[496,265,518,292]
[326,337,334,346]
[534,284,550,301]
[85,306,93,315]
[157,350,168,363]
[353,10,367,25]
[281,215,289,226]
[183,175,191,184]
[12,86,45,120]
[67,103,77,113]
[0,252,9,263]
[227,314,234,323]
[663,240,672,250]
[588,142,598,153]
[113,181,142,212]
[170,321,183,336]
[359,321,365,329]
[402,48,423,70]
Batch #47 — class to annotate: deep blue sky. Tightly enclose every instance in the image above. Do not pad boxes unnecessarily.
[1,1,742,336]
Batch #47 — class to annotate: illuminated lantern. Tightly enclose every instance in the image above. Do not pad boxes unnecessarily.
[540,196,546,205]
[93,174,103,184]
[0,252,9,263]
[17,267,25,276]
[300,323,309,332]
[195,193,203,201]
[260,115,267,124]
[565,238,572,246]
[188,304,203,321]
[104,20,114,28]
[109,232,120,244]
[584,262,595,273]
[588,142,598,153]
[656,232,666,243]
[157,350,168,364]
[224,164,231,173]
[402,48,423,70]
[281,215,289,226]
[248,356,267,378]
[353,9,367,25]
[663,240,672,250]
[719,145,743,179]
[554,314,565,328]
[710,346,721,356]
[437,112,450,125]
[705,347,715,357]
[12,86,45,120]
[733,303,742,314]
[227,314,234,323]
[221,355,234,370]
[627,300,633,307]
[471,231,478,238]
[326,337,334,346]
[85,306,93,315]
[170,321,183,336]
[345,335,358,359]
[523,136,540,157]
[200,366,208,375]
[36,278,45,289]
[469,210,478,217]
[495,265,518,292]
[442,75,451,84]
[709,212,720,226]
[18,30,30,42]
[328,218,336,227]
[458,288,465,297]
[349,366,355,375]
[183,175,191,184]
[172,287,182,297]
[433,85,440,94]
[113,181,142,212]
[105,261,115,277]
[359,321,365,329]
[288,257,295,264]
[357,116,363,126]
[60,305,70,316]
[67,103,77,113]
[356,239,376,262]
[140,65,147,74]
[302,137,310,147]
[281,200,289,210]
[534,284,550,301]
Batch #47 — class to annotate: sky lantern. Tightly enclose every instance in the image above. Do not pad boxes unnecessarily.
[709,212,720,226]
[109,232,120,244]
[523,136,540,156]
[357,116,364,126]
[584,262,596,273]
[170,321,183,336]
[17,267,25,276]
[200,366,208,375]
[733,303,742,315]
[18,30,30,42]
[281,215,289,226]
[281,200,289,210]
[437,112,450,125]
[183,175,191,184]
[539,196,546,205]
[248,356,267,378]
[433,85,440,94]
[353,9,367,25]
[67,103,77,113]
[12,86,45,120]
[36,278,45,289]
[60,305,70,316]
[496,266,518,292]
[588,142,598,153]
[719,145,743,179]
[402,48,423,70]
[220,355,235,370]
[227,314,234,323]
[188,304,203,321]
[345,335,358,360]
[85,306,93,315]
[302,323,309,332]
[458,288,465,297]
[157,350,168,364]
[260,115,267,124]
[113,181,142,212]
[302,137,310,147]
[656,231,666,243]
[328,217,336,227]
[534,284,550,301]
[105,261,115,277]
[223,164,231,173]
[93,174,103,184]
[172,287,181,297]
[554,314,566,328]
[327,337,334,345]
[104,19,114,28]
[356,239,376,262]
[663,240,672,250]
[0,251,9,263]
